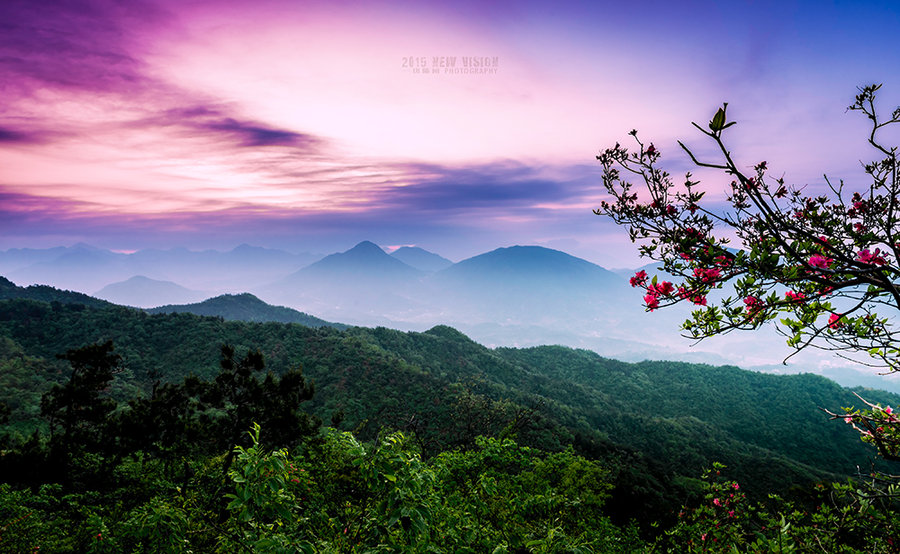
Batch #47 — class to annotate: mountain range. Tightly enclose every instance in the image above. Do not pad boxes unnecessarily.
[4,241,899,393]
[1,243,322,295]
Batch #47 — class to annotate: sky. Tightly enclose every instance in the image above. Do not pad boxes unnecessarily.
[2,0,900,266]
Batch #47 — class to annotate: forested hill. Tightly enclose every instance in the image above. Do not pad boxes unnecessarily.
[0,275,113,309]
[1,289,896,521]
[146,292,347,329]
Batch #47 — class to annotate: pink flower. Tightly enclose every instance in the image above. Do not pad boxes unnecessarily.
[743,296,764,315]
[643,293,659,311]
[856,248,887,265]
[728,510,735,518]
[630,270,648,287]
[785,290,806,302]
[828,313,843,329]
[693,267,721,283]
[884,406,893,415]
[701,533,707,541]
[732,483,739,490]
[809,254,833,269]
[713,498,721,506]
[652,281,675,296]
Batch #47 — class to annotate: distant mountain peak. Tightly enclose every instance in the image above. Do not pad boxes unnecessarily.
[390,246,453,272]
[122,275,157,283]
[232,243,262,252]
[435,244,622,289]
[348,240,384,253]
[94,276,207,308]
[70,242,102,252]
[299,241,421,277]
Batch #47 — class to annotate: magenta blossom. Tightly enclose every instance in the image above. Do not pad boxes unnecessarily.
[743,296,764,316]
[630,270,648,287]
[856,248,887,265]
[643,293,659,311]
[693,267,721,283]
[651,281,675,296]
[785,290,806,302]
[809,254,833,269]
[828,313,843,329]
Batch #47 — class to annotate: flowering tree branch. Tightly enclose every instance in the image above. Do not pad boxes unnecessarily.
[823,394,900,464]
[595,84,900,373]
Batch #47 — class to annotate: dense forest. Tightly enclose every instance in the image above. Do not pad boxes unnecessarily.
[1,277,898,551]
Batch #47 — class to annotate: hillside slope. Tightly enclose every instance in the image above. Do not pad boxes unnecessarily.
[0,291,892,512]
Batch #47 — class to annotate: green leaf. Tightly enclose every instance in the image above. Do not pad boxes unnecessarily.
[710,107,727,131]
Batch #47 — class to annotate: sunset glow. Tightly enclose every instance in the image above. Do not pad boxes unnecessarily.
[3,0,900,264]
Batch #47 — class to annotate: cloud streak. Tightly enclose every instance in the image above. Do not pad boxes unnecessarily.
[0,126,38,144]
[0,0,167,95]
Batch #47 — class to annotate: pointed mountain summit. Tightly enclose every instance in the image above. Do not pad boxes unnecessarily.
[301,241,422,278]
[259,241,426,319]
[390,246,453,272]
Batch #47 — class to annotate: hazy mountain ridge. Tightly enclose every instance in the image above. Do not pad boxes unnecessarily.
[5,241,900,393]
[3,243,322,294]
[95,275,210,308]
[390,246,453,272]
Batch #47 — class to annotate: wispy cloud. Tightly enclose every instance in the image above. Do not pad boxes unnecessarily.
[0,126,38,144]
[0,0,168,95]
[361,161,592,215]
[134,105,325,149]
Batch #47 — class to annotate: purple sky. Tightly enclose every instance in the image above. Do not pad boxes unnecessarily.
[2,0,900,265]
